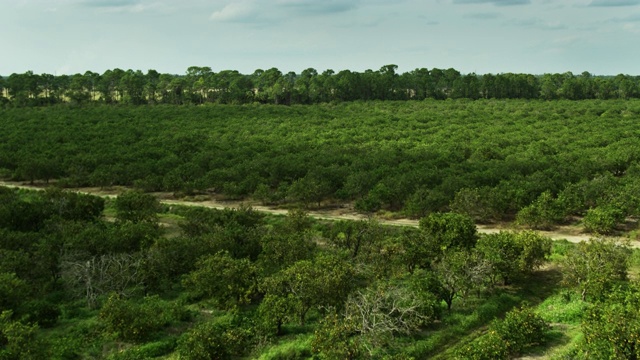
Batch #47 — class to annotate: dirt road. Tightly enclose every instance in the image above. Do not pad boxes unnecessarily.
[0,181,627,245]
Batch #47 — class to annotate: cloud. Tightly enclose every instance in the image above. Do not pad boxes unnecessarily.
[75,0,160,13]
[276,0,358,15]
[589,0,640,6]
[464,12,501,19]
[210,1,259,22]
[609,14,640,24]
[211,0,359,23]
[507,17,566,30]
[453,0,530,6]
[79,0,141,7]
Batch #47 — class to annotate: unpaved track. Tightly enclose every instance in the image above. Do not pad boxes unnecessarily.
[0,181,629,246]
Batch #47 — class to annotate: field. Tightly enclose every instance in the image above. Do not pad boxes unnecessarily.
[1,99,640,359]
[2,100,640,231]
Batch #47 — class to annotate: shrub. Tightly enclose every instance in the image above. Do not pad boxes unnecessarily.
[581,287,640,359]
[493,307,549,355]
[0,310,46,360]
[457,306,549,359]
[515,191,564,230]
[456,331,509,360]
[100,295,188,343]
[582,206,625,235]
[177,316,252,360]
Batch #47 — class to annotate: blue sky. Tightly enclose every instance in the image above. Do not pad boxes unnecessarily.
[2,0,639,75]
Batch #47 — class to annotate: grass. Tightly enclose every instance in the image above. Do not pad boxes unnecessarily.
[255,334,314,360]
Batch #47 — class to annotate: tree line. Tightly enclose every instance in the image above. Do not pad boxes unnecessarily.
[1,65,639,107]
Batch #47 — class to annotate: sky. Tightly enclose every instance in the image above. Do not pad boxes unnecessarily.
[2,0,640,76]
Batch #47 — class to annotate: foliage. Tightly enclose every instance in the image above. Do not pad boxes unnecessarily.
[581,286,640,359]
[100,294,164,342]
[178,206,265,260]
[177,315,253,360]
[3,68,639,108]
[456,331,509,360]
[0,273,28,313]
[101,294,190,343]
[258,226,316,273]
[582,205,625,235]
[457,307,549,359]
[449,188,496,224]
[114,190,161,224]
[419,212,478,251]
[399,227,433,274]
[262,254,357,325]
[0,310,46,360]
[476,231,551,285]
[3,100,640,226]
[516,190,565,230]
[182,251,258,308]
[311,312,361,360]
[257,294,299,337]
[562,238,630,301]
[493,306,550,355]
[107,339,177,360]
[431,249,493,310]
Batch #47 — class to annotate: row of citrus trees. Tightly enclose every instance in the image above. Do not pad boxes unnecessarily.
[2,100,640,233]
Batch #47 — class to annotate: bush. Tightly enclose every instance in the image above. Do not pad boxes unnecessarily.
[493,307,549,355]
[581,287,640,359]
[457,306,549,359]
[515,191,565,230]
[100,295,189,343]
[456,331,509,360]
[0,310,46,360]
[177,316,252,360]
[583,206,625,234]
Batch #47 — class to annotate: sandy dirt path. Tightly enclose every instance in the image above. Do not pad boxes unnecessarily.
[0,181,628,245]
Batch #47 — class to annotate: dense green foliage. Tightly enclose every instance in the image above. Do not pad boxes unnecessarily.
[3,100,640,230]
[1,97,640,358]
[0,186,554,358]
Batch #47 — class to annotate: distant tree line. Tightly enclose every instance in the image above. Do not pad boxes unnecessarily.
[1,65,639,107]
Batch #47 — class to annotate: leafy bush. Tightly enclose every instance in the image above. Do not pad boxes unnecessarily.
[516,191,565,230]
[311,313,361,360]
[182,251,258,308]
[457,307,549,359]
[177,316,253,360]
[582,206,625,234]
[100,294,189,343]
[419,212,478,251]
[562,239,630,301]
[0,310,46,360]
[582,288,640,359]
[493,306,549,355]
[456,331,509,360]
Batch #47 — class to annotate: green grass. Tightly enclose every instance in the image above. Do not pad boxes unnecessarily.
[255,334,314,360]
[537,292,587,325]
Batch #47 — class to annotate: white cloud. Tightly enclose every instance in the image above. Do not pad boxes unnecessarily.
[210,1,259,22]
[210,0,358,23]
[589,0,640,6]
